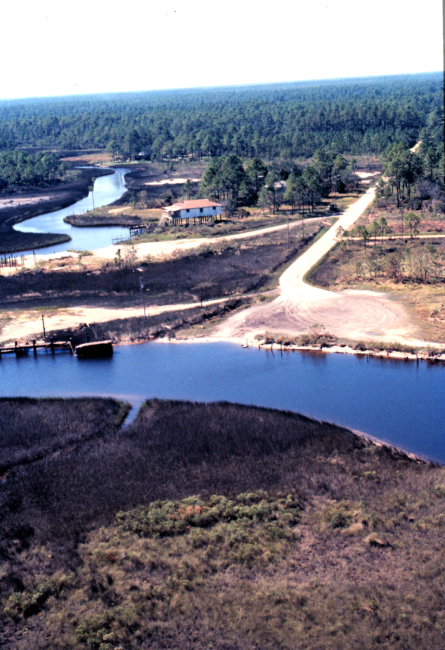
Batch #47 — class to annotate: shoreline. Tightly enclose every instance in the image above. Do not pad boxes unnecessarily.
[120,337,444,465]
[0,332,442,467]
[349,425,436,465]
[2,167,114,228]
[0,167,116,255]
[150,332,445,362]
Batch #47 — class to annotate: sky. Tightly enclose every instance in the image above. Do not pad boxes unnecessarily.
[1,0,443,100]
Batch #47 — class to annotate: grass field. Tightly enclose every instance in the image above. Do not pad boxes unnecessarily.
[1,398,445,649]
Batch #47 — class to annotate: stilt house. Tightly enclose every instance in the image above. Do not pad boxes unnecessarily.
[163,199,222,225]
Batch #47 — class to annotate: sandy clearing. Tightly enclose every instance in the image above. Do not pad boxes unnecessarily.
[0,195,52,210]
[0,215,327,342]
[215,183,427,346]
[108,207,132,214]
[355,171,380,179]
[0,297,231,343]
[5,148,435,347]
[145,178,201,186]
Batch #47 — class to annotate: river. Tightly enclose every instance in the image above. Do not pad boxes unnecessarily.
[13,167,130,256]
[0,341,444,463]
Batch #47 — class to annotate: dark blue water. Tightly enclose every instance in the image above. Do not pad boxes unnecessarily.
[13,168,130,256]
[0,341,444,462]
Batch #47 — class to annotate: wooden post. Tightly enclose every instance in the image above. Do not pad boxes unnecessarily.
[50,337,55,355]
[15,341,18,357]
[42,314,46,338]
[33,339,37,355]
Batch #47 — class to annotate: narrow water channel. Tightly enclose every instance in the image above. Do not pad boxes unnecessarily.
[0,342,444,463]
[13,167,130,256]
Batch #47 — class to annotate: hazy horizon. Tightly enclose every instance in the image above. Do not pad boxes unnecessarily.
[1,0,442,101]
[0,70,442,104]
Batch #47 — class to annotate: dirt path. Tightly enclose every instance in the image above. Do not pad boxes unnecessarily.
[0,297,232,343]
[13,215,328,269]
[215,183,429,346]
[94,215,331,260]
[4,151,435,347]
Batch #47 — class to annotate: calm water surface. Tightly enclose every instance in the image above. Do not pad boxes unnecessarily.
[0,342,444,463]
[13,168,129,256]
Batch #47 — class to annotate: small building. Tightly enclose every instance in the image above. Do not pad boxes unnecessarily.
[135,150,151,160]
[163,199,222,225]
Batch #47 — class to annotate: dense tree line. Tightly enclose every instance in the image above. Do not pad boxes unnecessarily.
[0,73,442,161]
[377,138,444,212]
[0,151,67,191]
[200,148,356,213]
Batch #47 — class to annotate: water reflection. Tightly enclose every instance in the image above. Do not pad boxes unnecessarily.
[0,342,444,463]
[13,168,130,256]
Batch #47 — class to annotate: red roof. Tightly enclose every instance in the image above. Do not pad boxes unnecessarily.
[163,199,221,212]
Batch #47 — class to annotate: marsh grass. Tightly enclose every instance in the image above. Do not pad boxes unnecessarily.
[2,399,445,649]
[0,397,129,472]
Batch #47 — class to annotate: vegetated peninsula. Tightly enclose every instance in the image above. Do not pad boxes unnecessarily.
[2,397,445,650]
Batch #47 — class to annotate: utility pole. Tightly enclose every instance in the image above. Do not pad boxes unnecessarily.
[140,278,146,318]
[287,212,289,249]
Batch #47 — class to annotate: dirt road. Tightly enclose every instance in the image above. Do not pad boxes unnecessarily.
[14,215,327,269]
[4,157,435,347]
[215,184,426,346]
[0,297,232,343]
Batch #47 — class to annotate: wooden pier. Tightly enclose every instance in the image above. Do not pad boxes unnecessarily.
[0,338,113,358]
[0,338,74,357]
[129,224,149,237]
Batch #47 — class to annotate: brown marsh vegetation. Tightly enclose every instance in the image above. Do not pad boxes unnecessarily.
[1,398,445,649]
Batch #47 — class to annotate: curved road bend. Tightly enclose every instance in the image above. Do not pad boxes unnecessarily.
[217,181,430,346]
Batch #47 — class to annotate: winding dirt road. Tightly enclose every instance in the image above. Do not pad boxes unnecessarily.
[216,183,423,345]
[92,215,328,260]
[3,159,434,347]
[0,216,326,343]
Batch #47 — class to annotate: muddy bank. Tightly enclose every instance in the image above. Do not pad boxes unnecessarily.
[0,228,71,255]
[111,162,205,204]
[63,213,141,227]
[0,167,113,229]
[36,299,246,347]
